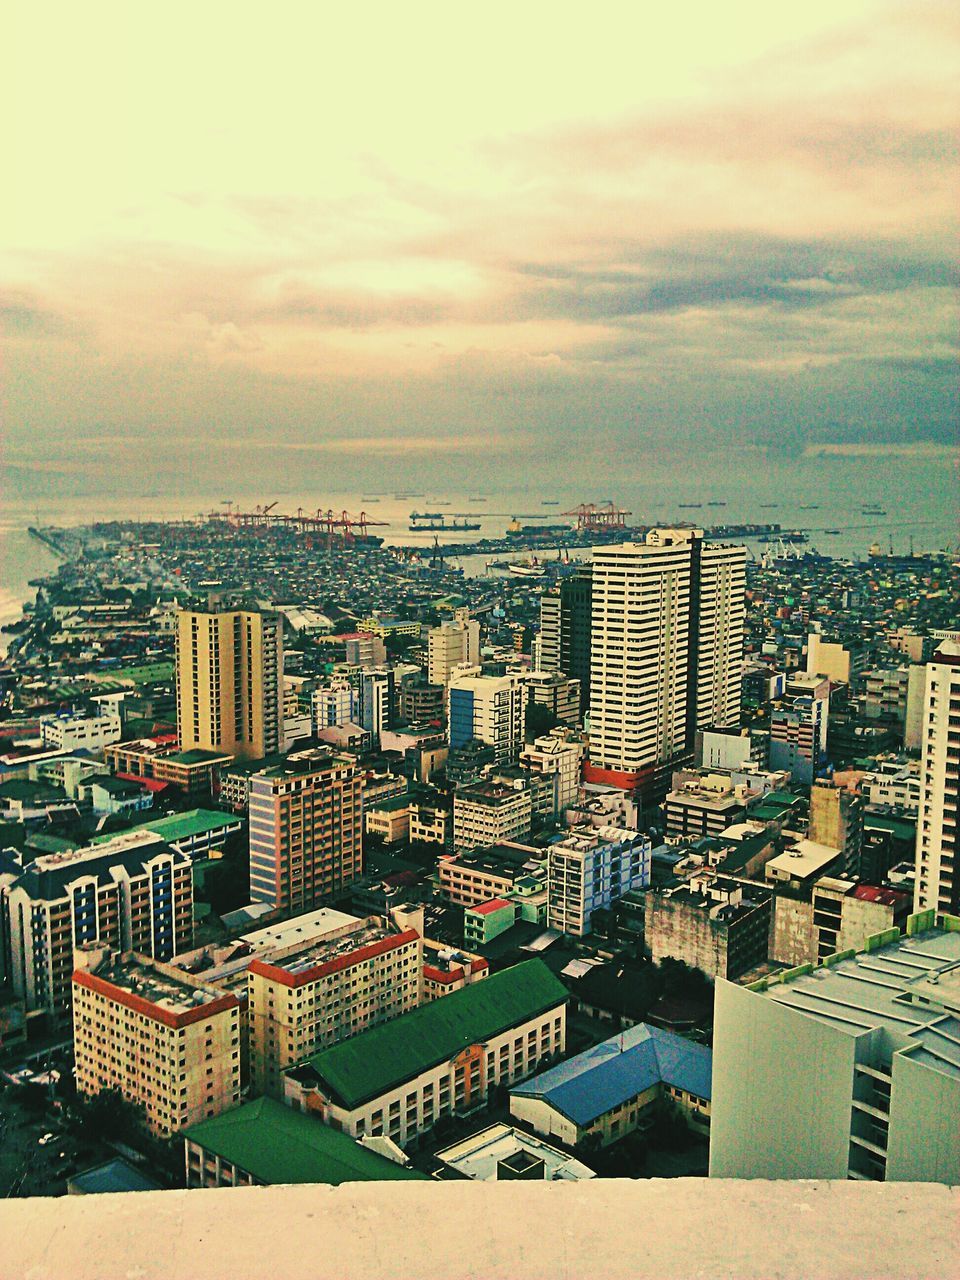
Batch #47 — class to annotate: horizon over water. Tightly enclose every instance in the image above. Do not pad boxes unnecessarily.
[2,452,956,643]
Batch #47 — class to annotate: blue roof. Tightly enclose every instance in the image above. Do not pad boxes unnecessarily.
[511,1023,712,1126]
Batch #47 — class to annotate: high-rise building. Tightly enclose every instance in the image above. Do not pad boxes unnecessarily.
[585,529,745,800]
[73,949,241,1137]
[358,667,395,741]
[769,695,829,785]
[538,570,592,718]
[175,607,283,762]
[808,780,863,879]
[311,679,355,731]
[448,671,527,764]
[248,754,363,912]
[524,672,581,726]
[914,641,960,915]
[427,612,481,688]
[2,832,194,1022]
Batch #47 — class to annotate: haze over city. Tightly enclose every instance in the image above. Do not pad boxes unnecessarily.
[3,0,958,498]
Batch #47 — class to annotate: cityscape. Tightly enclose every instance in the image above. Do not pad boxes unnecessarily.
[2,0,958,1276]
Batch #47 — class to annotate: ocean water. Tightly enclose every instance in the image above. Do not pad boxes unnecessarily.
[1,453,956,642]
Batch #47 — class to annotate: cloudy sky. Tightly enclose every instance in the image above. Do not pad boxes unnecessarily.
[3,0,958,496]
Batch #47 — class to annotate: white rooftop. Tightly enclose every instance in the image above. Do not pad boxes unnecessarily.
[240,907,361,953]
[435,1122,596,1182]
[766,839,840,881]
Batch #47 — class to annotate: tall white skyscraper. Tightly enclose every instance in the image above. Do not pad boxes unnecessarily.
[914,640,960,916]
[585,528,745,800]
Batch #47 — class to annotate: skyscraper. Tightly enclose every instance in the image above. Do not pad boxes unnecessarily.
[914,640,960,915]
[585,528,745,801]
[248,754,363,912]
[538,568,592,718]
[175,606,283,762]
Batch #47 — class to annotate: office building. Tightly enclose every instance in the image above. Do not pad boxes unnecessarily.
[524,672,581,726]
[175,607,283,762]
[769,695,828,785]
[427,613,480,688]
[538,570,593,717]
[518,729,585,814]
[547,825,651,937]
[2,832,194,1022]
[248,916,422,1097]
[358,667,394,741]
[511,1022,712,1148]
[585,529,745,800]
[311,680,356,731]
[73,949,241,1137]
[40,709,123,754]
[914,641,960,915]
[710,913,960,1185]
[248,754,362,912]
[283,960,568,1149]
[448,671,527,764]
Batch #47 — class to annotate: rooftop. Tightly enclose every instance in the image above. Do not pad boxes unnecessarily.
[299,959,568,1109]
[67,1158,162,1195]
[766,839,841,881]
[511,1022,713,1126]
[92,808,239,845]
[75,953,238,1023]
[468,898,515,916]
[748,916,960,1080]
[250,919,414,986]
[435,1122,596,1182]
[184,1097,427,1185]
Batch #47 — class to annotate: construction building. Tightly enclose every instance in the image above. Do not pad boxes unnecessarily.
[175,607,283,762]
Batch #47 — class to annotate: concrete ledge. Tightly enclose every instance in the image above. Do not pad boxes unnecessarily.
[1,1178,956,1279]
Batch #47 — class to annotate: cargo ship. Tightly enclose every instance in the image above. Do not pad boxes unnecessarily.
[508,560,547,578]
[506,519,569,538]
[409,517,481,532]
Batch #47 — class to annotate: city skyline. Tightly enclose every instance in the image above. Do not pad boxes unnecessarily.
[4,0,958,498]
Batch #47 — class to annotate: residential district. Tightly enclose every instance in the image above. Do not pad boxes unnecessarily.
[0,507,958,1197]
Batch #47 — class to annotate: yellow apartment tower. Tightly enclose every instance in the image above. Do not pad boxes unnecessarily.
[176,607,283,761]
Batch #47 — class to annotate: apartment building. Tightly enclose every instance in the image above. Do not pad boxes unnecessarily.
[537,569,593,717]
[104,740,233,800]
[518,730,585,814]
[547,825,651,937]
[2,832,194,1023]
[586,530,745,799]
[438,843,545,908]
[768,695,828,785]
[421,939,489,1002]
[248,917,422,1097]
[452,780,533,851]
[663,775,749,841]
[248,753,362,911]
[914,642,960,916]
[524,672,581,727]
[808,781,863,879]
[284,960,568,1149]
[859,762,921,813]
[427,614,480,688]
[175,606,283,762]
[710,913,960,1185]
[311,680,356,731]
[72,949,241,1137]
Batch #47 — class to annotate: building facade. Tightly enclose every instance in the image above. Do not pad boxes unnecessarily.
[248,754,363,911]
[175,607,283,762]
[448,672,527,764]
[73,949,241,1137]
[914,642,960,916]
[547,825,651,937]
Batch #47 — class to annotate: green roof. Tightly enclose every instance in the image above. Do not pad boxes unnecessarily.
[864,813,916,840]
[0,779,66,802]
[183,1098,427,1185]
[163,749,233,766]
[113,662,175,683]
[304,958,568,1110]
[25,832,79,854]
[92,808,239,844]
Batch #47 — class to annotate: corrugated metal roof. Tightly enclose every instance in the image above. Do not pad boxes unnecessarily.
[512,1023,713,1125]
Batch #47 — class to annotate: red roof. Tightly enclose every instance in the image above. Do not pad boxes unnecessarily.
[471,898,514,916]
[116,773,169,794]
[853,884,909,906]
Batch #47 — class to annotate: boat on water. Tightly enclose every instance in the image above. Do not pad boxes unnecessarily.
[410,511,442,522]
[759,530,808,544]
[508,561,546,578]
[799,504,820,510]
[678,503,702,509]
[862,506,887,516]
[760,503,779,509]
[707,501,726,507]
[825,528,841,535]
[541,500,560,505]
[409,518,481,532]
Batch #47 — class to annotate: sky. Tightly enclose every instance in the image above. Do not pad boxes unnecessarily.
[2,0,958,497]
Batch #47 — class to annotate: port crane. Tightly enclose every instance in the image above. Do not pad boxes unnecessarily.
[204,503,388,543]
[560,502,632,533]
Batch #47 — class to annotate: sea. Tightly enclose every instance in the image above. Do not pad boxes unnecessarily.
[2,453,956,652]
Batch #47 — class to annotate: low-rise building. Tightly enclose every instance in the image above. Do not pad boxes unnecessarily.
[644,871,772,981]
[764,837,843,889]
[92,808,243,859]
[85,775,154,816]
[73,949,241,1137]
[664,775,749,841]
[511,1022,712,1148]
[768,877,911,967]
[409,798,450,847]
[859,762,921,814]
[438,843,545,908]
[105,740,233,801]
[524,672,581,726]
[434,1122,595,1181]
[421,940,489,1002]
[284,959,568,1149]
[363,794,412,844]
[41,709,123,755]
[184,1096,426,1187]
[464,898,518,948]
